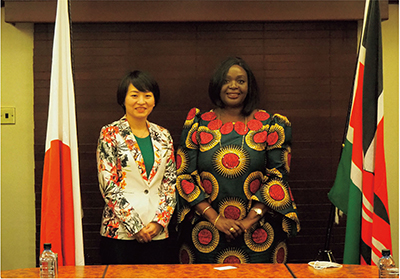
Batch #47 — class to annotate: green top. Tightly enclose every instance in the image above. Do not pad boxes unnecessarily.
[136,135,154,178]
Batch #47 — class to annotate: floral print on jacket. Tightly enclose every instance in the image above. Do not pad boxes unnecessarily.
[97,116,176,240]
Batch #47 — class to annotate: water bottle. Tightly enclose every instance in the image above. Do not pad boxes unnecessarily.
[379,249,396,278]
[39,243,58,278]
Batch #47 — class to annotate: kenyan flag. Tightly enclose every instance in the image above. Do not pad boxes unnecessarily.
[328,0,392,266]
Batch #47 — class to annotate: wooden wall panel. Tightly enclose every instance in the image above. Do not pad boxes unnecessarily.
[34,21,357,265]
[4,0,389,23]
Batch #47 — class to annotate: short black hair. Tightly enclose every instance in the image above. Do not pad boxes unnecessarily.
[116,70,160,112]
[208,57,259,116]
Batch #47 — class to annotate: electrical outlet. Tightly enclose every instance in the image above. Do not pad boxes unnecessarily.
[1,107,16,124]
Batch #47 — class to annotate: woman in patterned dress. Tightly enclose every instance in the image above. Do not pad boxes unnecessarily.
[176,57,300,264]
[96,71,176,264]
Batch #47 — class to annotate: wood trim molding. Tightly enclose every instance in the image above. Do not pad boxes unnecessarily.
[4,0,389,23]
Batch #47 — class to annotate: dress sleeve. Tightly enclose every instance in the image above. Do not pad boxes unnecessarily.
[251,114,300,236]
[96,125,144,236]
[152,130,177,229]
[265,113,292,182]
[175,108,207,223]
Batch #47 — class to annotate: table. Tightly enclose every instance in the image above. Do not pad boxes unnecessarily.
[286,263,380,278]
[1,263,381,278]
[105,263,293,278]
[1,265,107,278]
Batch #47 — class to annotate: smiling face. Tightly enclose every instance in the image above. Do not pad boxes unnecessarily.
[124,83,155,121]
[220,65,248,109]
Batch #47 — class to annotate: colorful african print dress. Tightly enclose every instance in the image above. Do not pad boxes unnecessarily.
[176,108,300,264]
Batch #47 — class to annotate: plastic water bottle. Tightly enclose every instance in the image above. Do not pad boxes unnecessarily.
[379,249,396,278]
[39,243,58,278]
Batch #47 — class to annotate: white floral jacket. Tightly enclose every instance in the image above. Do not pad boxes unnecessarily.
[96,116,176,240]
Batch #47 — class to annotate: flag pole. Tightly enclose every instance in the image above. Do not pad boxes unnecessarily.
[316,204,336,262]
[317,23,360,262]
[68,0,75,78]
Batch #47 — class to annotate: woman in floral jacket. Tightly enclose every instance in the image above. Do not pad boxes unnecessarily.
[96,70,176,264]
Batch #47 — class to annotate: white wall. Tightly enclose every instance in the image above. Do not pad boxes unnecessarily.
[381,4,399,264]
[1,8,36,270]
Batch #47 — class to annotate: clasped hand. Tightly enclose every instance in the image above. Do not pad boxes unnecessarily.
[134,222,162,243]
[215,216,256,241]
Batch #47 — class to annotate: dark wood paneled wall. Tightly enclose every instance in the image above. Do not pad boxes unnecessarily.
[4,0,389,23]
[34,21,357,265]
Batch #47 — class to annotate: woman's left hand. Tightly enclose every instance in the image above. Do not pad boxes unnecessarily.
[238,203,267,232]
[143,222,163,239]
[135,222,162,243]
[239,217,259,232]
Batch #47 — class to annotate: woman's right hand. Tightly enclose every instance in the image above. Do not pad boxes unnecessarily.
[214,216,246,241]
[134,228,152,243]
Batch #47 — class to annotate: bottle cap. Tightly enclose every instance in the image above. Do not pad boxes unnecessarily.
[43,243,52,250]
[382,249,391,256]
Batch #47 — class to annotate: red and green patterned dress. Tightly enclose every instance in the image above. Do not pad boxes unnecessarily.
[176,108,300,264]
